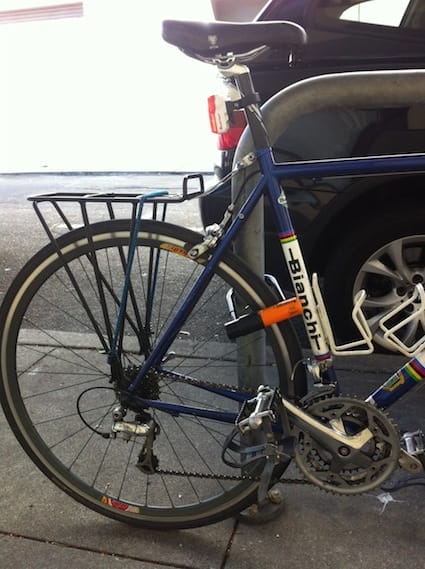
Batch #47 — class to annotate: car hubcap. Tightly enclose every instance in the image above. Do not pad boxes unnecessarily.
[353,235,425,352]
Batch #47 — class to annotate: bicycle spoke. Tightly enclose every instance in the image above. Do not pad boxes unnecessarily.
[0,220,300,528]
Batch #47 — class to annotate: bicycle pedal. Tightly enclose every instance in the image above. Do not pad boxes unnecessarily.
[402,429,425,456]
[237,386,277,434]
[399,430,425,473]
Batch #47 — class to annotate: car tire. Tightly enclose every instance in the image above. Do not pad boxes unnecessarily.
[323,207,425,353]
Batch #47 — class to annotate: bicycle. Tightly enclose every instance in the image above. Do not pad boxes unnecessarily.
[2,18,425,530]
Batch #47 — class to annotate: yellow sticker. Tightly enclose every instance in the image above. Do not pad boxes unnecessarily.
[383,371,405,392]
[160,243,188,257]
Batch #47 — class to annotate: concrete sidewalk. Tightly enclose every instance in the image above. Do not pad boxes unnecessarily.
[1,172,425,566]
[1,352,425,569]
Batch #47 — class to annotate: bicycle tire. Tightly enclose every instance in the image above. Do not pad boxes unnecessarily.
[0,219,305,529]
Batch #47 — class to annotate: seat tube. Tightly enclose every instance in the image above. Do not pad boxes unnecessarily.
[234,66,334,375]
[262,153,332,364]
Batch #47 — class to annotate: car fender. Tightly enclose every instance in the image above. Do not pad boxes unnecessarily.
[232,69,425,265]
[234,69,425,163]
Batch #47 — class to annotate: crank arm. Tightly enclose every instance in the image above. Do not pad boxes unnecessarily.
[283,398,373,450]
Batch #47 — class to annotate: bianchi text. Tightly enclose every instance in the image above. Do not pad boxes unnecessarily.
[287,247,322,351]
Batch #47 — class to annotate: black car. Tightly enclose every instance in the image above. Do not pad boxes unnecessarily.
[200,0,425,352]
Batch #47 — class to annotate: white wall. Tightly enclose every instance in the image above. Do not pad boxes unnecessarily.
[1,0,217,172]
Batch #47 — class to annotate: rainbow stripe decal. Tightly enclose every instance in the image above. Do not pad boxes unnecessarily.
[383,357,425,392]
[408,358,425,381]
[279,231,297,245]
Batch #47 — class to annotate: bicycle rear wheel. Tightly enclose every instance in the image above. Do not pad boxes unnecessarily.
[0,219,304,528]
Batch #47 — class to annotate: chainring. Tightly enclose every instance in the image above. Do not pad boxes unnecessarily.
[294,396,400,495]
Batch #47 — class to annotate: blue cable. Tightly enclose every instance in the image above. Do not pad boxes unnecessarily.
[108,190,168,363]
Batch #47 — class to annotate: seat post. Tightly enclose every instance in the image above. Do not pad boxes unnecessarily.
[233,69,270,152]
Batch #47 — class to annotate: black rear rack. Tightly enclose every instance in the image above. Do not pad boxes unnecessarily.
[28,172,206,205]
[27,173,206,245]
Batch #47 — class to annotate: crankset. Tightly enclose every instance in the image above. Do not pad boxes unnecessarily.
[294,396,400,494]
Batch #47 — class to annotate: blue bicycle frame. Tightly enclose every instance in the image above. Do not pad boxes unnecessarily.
[122,61,425,425]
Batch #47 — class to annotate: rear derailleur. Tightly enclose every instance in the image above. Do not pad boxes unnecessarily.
[111,405,160,474]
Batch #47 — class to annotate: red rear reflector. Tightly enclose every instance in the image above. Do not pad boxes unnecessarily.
[208,95,229,134]
[217,110,247,150]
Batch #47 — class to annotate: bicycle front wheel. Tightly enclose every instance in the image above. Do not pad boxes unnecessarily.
[0,219,304,529]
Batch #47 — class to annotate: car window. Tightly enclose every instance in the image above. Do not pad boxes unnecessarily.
[315,0,425,32]
[341,0,409,27]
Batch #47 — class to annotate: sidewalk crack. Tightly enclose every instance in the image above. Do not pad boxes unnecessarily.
[219,518,239,569]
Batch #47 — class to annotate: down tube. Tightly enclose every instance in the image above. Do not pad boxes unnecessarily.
[129,174,272,392]
[367,351,425,409]
[264,170,333,365]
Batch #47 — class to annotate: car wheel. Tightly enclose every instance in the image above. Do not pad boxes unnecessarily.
[323,209,425,353]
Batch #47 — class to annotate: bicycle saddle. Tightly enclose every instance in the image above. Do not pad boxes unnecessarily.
[162,19,307,60]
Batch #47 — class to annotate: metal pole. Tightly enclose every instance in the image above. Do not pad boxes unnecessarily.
[231,69,425,390]
[234,69,425,160]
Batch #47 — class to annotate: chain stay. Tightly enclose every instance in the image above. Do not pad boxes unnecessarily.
[149,374,311,483]
[150,377,398,490]
[135,370,258,481]
[160,368,256,395]
[128,370,316,485]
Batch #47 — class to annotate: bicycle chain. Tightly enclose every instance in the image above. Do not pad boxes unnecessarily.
[158,368,257,396]
[154,466,310,485]
[154,467,260,482]
[153,375,399,492]
[151,370,310,484]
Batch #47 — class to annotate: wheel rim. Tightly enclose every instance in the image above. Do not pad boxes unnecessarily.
[353,235,425,352]
[0,222,296,527]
